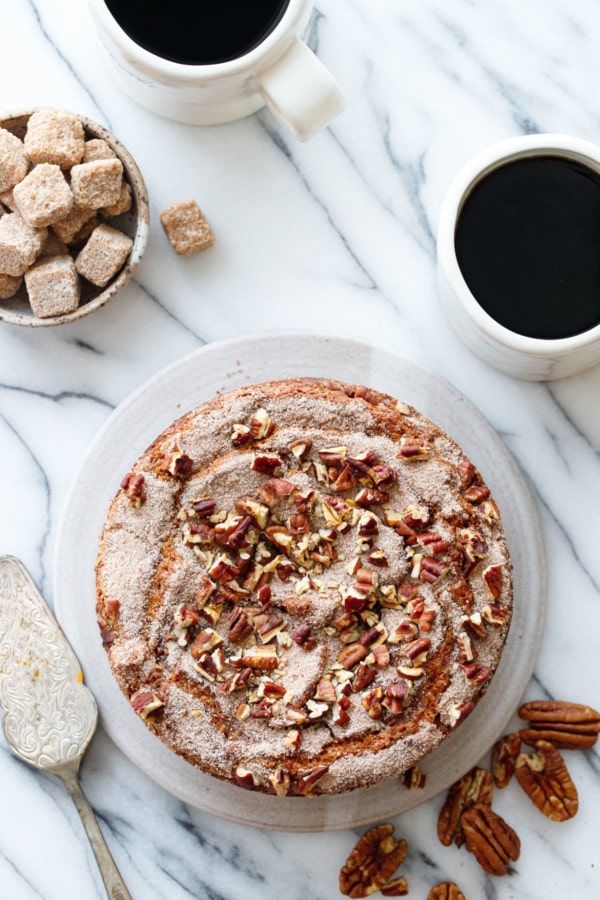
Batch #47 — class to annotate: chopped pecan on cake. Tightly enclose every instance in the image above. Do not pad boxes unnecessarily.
[96,378,513,795]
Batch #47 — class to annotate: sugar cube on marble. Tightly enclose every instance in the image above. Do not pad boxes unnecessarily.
[160,199,214,255]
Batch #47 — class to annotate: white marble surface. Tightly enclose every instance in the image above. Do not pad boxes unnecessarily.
[0,1,599,898]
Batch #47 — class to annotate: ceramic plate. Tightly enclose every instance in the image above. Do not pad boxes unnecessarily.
[54,333,545,832]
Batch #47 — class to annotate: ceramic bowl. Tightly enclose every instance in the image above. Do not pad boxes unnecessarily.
[0,108,149,327]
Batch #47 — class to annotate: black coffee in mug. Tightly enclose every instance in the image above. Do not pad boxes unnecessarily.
[104,0,290,65]
[455,155,600,340]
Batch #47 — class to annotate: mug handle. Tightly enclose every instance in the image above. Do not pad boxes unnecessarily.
[257,38,346,141]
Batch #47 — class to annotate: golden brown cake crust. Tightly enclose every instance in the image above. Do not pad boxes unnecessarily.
[96,378,513,796]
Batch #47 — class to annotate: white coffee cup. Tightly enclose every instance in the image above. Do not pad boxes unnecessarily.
[437,134,600,380]
[87,0,346,141]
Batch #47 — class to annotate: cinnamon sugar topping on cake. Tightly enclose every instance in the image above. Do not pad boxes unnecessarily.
[96,378,512,796]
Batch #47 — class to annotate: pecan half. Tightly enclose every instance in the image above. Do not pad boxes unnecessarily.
[339,825,407,898]
[518,700,600,750]
[437,766,493,847]
[514,740,578,821]
[491,732,521,789]
[130,689,164,718]
[427,884,465,900]
[228,608,253,644]
[295,764,330,797]
[461,803,520,876]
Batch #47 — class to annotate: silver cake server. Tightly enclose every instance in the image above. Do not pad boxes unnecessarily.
[0,556,131,900]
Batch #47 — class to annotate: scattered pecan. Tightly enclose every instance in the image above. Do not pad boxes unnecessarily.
[228,608,253,644]
[249,698,273,719]
[192,498,217,517]
[120,471,146,506]
[482,564,503,600]
[427,882,465,900]
[463,485,490,504]
[362,687,384,719]
[291,623,316,650]
[382,681,408,715]
[231,423,251,446]
[162,449,192,478]
[234,766,257,790]
[269,769,291,796]
[518,700,600,750]
[491,732,521,789]
[354,663,377,692]
[290,437,312,460]
[252,453,282,475]
[461,803,520,876]
[130,689,164,719]
[460,662,490,685]
[338,642,369,669]
[437,766,493,847]
[295,764,330,796]
[339,824,407,898]
[457,458,476,488]
[250,408,275,440]
[355,487,389,507]
[397,437,429,460]
[514,740,578,821]
[242,644,279,669]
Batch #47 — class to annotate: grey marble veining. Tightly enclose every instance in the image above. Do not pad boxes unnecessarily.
[0,0,599,897]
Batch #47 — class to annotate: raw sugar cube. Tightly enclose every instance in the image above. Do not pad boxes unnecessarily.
[25,254,80,317]
[24,110,85,169]
[0,127,29,193]
[0,271,22,299]
[52,203,96,244]
[82,138,116,163]
[160,199,214,255]
[70,158,123,209]
[0,212,46,276]
[75,223,132,287]
[101,180,132,217]
[13,163,73,228]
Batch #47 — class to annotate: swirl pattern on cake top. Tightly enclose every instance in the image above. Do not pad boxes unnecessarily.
[96,378,512,796]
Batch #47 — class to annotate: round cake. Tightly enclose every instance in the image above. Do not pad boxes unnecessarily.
[96,378,512,797]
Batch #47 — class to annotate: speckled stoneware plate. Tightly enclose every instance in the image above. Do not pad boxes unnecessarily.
[0,108,149,327]
[54,333,545,832]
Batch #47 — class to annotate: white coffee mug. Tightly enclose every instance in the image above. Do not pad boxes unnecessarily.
[87,0,346,140]
[437,134,600,380]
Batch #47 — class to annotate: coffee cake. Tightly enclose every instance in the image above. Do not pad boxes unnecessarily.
[96,378,512,796]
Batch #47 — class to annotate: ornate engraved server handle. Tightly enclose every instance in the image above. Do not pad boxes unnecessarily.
[0,556,132,900]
